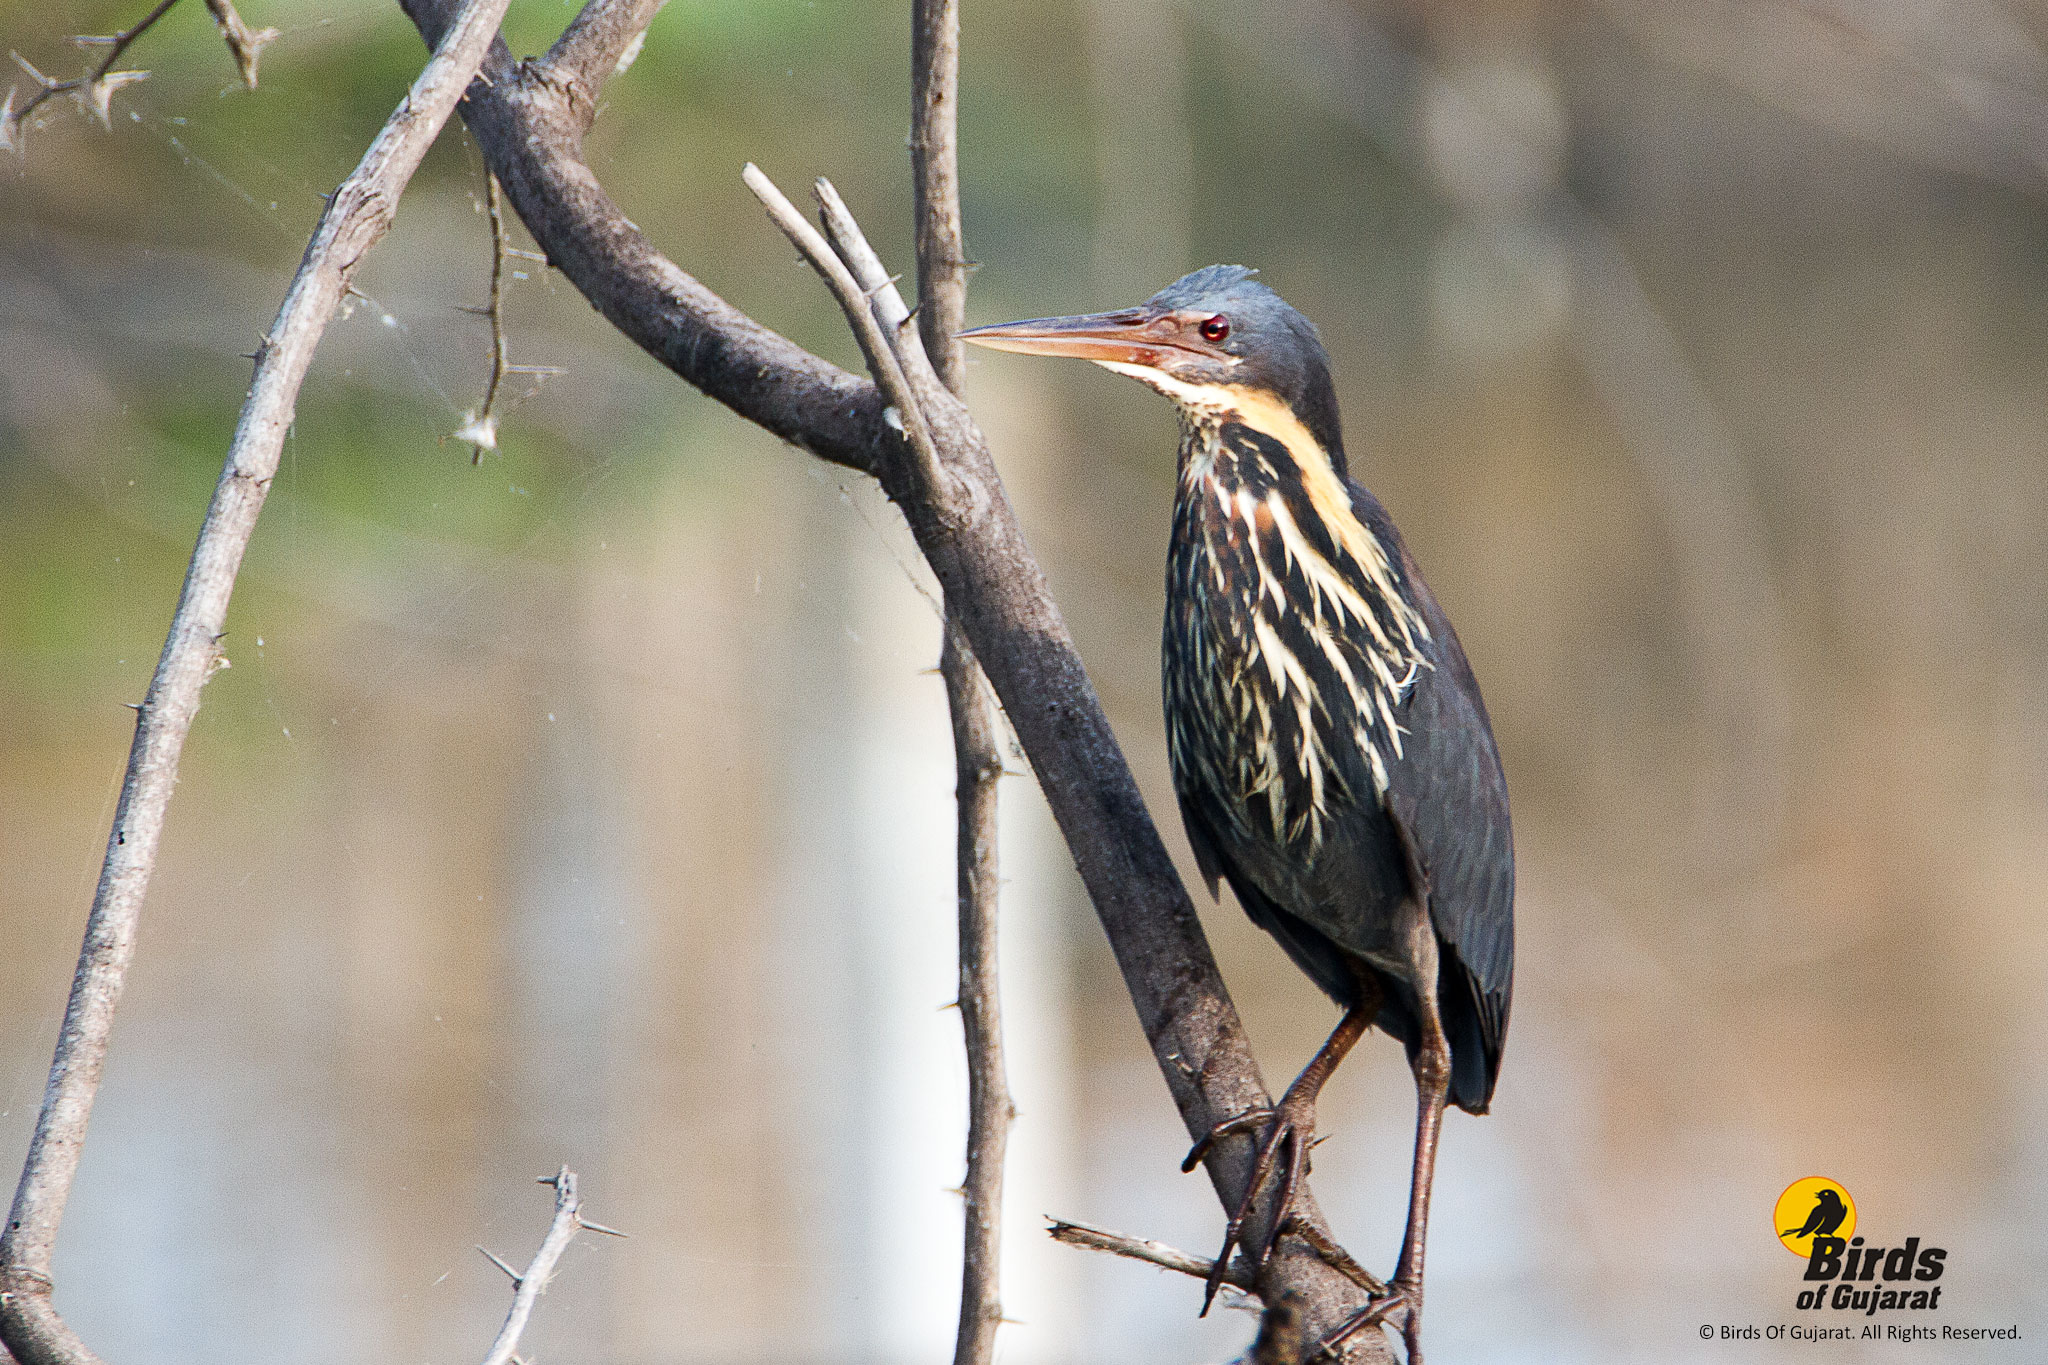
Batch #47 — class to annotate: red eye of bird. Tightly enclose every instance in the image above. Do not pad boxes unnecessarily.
[1199,314,1231,343]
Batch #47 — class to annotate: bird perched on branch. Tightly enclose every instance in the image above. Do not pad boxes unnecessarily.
[963,266,1513,1363]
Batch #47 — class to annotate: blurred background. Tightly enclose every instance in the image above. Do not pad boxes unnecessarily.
[3,0,2045,1361]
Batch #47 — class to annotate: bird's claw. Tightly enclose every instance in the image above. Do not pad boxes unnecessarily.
[1316,1282,1420,1364]
[1182,1106,1274,1173]
[1186,1096,1319,1317]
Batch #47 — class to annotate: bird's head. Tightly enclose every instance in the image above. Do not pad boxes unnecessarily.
[960,265,1345,462]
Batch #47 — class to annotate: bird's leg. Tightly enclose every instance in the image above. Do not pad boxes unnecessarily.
[1318,958,1451,1364]
[1187,996,1375,1316]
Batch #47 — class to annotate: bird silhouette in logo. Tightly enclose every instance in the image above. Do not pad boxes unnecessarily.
[1782,1188,1849,1239]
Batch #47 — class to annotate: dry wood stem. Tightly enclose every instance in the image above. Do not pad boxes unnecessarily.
[477,1168,617,1365]
[1048,1217,1257,1296]
[455,175,562,459]
[4,0,274,150]
[911,0,969,393]
[905,10,1011,1361]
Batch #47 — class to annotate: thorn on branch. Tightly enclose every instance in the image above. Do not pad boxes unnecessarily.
[478,1245,522,1282]
[80,67,149,130]
[4,0,219,149]
[478,1166,611,1365]
[202,0,278,89]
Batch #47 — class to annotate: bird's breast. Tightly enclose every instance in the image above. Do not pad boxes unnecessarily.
[1163,419,1431,855]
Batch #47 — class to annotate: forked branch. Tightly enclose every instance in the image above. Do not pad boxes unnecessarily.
[3,0,274,150]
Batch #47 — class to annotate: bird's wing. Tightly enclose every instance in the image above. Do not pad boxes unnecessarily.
[1363,495,1516,1066]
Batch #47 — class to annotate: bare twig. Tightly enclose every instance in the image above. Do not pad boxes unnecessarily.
[403,0,1388,1349]
[4,0,274,151]
[536,0,665,120]
[1048,1217,1257,1294]
[464,172,512,461]
[743,164,950,504]
[7,0,176,133]
[0,2,514,1361]
[201,0,278,89]
[455,173,568,459]
[941,620,1010,1365]
[477,1167,610,1365]
[454,175,524,458]
[904,14,1009,1363]
[910,0,968,393]
[812,178,953,419]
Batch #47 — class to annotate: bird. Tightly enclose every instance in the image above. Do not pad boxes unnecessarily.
[962,265,1513,1363]
[1783,1189,1848,1240]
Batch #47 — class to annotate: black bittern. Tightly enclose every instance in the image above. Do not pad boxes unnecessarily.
[963,266,1513,1363]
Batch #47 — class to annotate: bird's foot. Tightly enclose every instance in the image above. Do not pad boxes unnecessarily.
[1316,1280,1421,1364]
[1184,1091,1321,1317]
[1181,1106,1274,1174]
[1292,1218,1386,1296]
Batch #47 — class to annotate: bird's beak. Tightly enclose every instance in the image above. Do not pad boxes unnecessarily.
[959,307,1215,367]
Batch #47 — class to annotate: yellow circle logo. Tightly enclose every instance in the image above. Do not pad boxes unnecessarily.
[1775,1177,1856,1257]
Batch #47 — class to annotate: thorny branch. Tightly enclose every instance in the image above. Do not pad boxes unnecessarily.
[2,0,273,151]
[940,617,1011,1365]
[401,0,1391,1352]
[0,1,515,1362]
[904,7,1013,1361]
[910,0,970,392]
[476,1168,623,1365]
[456,173,564,461]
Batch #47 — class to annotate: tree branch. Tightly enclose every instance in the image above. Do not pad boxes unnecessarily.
[743,166,949,500]
[477,1168,617,1365]
[788,169,1016,1361]
[539,0,665,128]
[910,0,968,394]
[941,620,1011,1365]
[7,0,178,134]
[905,13,1010,1361]
[396,0,894,477]
[3,0,275,152]
[454,175,564,460]
[458,172,513,460]
[0,3,514,1362]
[397,0,1391,1351]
